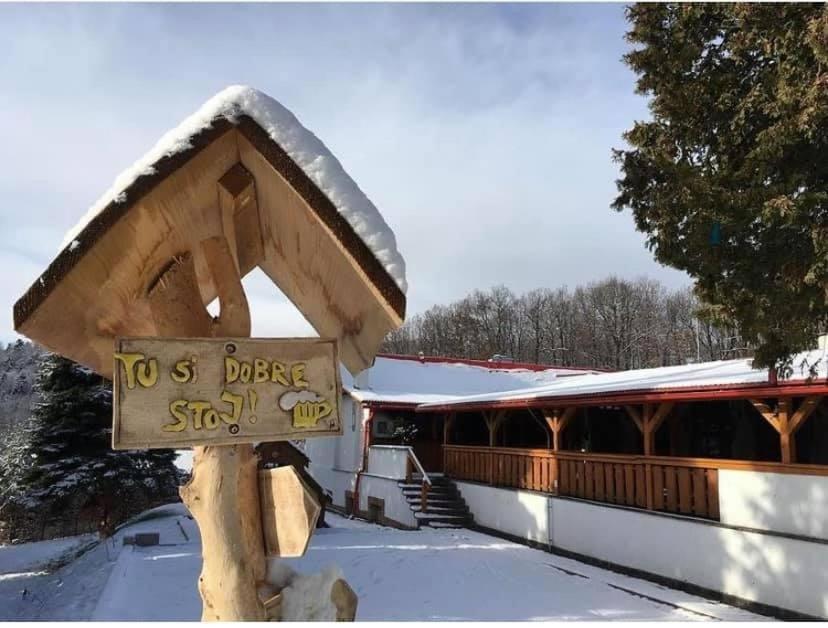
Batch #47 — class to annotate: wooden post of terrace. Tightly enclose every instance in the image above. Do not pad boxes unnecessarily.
[13,87,406,621]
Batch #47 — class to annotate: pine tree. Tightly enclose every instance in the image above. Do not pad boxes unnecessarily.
[612,4,828,371]
[1,353,180,540]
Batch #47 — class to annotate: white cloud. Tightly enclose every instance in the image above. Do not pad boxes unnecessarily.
[0,4,690,347]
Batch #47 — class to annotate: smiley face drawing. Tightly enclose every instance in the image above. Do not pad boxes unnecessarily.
[279,390,333,428]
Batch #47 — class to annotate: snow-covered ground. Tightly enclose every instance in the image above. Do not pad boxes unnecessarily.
[0,504,764,621]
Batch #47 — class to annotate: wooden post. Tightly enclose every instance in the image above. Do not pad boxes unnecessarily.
[643,405,654,510]
[484,410,506,448]
[627,403,672,511]
[543,407,575,495]
[421,482,429,514]
[749,396,821,464]
[443,413,454,478]
[147,236,267,621]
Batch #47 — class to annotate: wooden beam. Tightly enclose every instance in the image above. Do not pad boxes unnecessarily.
[147,252,213,337]
[443,413,455,445]
[486,410,507,446]
[543,407,576,451]
[748,398,781,433]
[624,405,644,433]
[559,407,576,433]
[218,163,264,276]
[790,396,821,434]
[201,235,251,337]
[778,398,794,464]
[642,404,654,456]
[648,402,674,434]
[484,411,496,447]
[642,405,654,510]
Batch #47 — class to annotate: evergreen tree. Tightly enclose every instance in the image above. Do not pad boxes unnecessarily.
[1,353,180,540]
[612,4,828,371]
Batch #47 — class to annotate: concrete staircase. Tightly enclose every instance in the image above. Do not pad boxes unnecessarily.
[399,474,472,529]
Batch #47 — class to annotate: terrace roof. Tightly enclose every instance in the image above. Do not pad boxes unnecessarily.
[416,350,828,412]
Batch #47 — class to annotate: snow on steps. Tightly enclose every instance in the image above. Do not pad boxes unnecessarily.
[398,476,472,529]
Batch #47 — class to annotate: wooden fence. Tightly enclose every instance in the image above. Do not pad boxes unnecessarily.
[443,445,556,493]
[556,452,720,520]
[445,445,722,520]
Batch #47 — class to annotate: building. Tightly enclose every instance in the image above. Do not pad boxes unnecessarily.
[305,350,828,618]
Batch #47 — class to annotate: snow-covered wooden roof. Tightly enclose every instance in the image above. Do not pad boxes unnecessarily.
[14,86,407,377]
[340,354,600,406]
[417,350,828,411]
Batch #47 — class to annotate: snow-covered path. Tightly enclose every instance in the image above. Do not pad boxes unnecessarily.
[1,504,764,621]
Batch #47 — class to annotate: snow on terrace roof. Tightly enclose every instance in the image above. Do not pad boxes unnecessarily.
[61,85,407,294]
[417,349,828,411]
[340,354,598,405]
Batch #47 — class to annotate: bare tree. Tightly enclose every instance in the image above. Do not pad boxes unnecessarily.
[382,278,754,369]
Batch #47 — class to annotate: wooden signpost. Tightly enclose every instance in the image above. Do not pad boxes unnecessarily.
[259,466,322,557]
[112,337,341,449]
[12,87,407,622]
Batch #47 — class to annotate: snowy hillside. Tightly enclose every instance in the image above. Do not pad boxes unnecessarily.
[0,341,42,437]
[0,504,764,621]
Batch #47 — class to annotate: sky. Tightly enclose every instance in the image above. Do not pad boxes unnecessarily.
[0,2,690,345]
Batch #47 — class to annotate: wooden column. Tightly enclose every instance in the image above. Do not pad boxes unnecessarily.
[442,413,455,477]
[443,413,455,445]
[749,396,821,464]
[147,235,267,621]
[625,403,672,510]
[484,410,506,448]
[543,407,575,494]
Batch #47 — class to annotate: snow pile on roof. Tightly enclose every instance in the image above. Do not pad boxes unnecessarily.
[418,349,828,408]
[62,85,407,293]
[341,355,593,405]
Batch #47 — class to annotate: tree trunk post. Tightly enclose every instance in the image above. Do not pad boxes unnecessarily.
[147,236,267,621]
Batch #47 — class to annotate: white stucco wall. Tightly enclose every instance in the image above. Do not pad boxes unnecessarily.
[307,465,355,509]
[718,469,828,540]
[550,497,828,619]
[305,396,366,474]
[358,474,418,528]
[367,446,410,480]
[456,481,549,545]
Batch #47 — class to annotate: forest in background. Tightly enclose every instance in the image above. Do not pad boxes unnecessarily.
[382,277,753,370]
[0,340,41,438]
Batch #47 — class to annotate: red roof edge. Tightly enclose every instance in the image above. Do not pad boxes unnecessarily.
[376,352,606,373]
[415,379,828,413]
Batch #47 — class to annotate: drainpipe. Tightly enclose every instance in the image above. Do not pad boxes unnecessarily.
[352,404,374,516]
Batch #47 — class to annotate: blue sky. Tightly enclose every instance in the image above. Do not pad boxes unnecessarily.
[0,3,690,344]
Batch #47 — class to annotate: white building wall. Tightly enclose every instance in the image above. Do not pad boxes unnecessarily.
[306,396,366,508]
[453,476,828,618]
[367,446,410,480]
[305,400,417,527]
[549,497,828,619]
[455,482,549,545]
[308,465,355,509]
[305,396,364,474]
[718,469,828,540]
[359,474,418,528]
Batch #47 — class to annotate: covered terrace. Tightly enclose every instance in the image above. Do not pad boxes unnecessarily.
[416,350,828,521]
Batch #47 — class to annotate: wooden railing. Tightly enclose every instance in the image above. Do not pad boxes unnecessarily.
[445,445,721,520]
[444,445,556,493]
[401,446,432,512]
[445,444,828,522]
[556,452,720,520]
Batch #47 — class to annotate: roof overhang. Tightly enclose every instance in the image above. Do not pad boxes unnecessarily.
[415,380,828,413]
[14,98,406,378]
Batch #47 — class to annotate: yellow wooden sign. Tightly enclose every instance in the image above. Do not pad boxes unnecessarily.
[112,337,341,449]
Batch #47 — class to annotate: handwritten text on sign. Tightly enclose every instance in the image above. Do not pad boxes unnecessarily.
[112,337,342,449]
